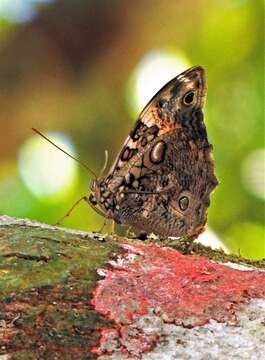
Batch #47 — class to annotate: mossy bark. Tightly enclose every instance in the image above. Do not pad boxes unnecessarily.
[0,216,264,359]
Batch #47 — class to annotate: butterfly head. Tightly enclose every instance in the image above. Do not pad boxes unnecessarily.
[87,148,113,216]
[88,176,120,219]
[88,178,98,204]
[88,178,108,217]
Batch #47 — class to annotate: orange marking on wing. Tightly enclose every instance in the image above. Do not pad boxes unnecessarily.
[150,109,182,134]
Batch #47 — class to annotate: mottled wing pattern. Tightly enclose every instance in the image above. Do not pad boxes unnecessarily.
[109,66,205,175]
[89,66,218,237]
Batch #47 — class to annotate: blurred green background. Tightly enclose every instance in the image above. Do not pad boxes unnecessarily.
[0,0,264,259]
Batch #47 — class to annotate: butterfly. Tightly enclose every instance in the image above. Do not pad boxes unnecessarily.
[34,66,218,237]
[87,66,218,238]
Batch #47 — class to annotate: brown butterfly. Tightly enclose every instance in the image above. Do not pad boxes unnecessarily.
[87,66,218,237]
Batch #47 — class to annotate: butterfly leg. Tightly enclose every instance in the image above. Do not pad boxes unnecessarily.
[125,226,134,237]
[96,218,108,233]
[111,220,115,235]
[54,196,89,226]
[97,219,115,235]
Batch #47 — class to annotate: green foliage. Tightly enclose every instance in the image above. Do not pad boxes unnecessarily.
[0,0,263,259]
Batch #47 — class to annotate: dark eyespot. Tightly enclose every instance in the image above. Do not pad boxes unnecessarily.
[157,99,165,108]
[183,91,195,106]
[150,141,167,164]
[179,196,189,211]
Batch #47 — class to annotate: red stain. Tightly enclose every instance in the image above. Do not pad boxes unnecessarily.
[91,329,119,356]
[91,244,265,357]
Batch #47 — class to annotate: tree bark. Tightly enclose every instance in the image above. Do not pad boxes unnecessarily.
[0,215,264,360]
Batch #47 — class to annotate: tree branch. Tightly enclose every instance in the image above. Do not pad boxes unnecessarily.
[0,215,264,360]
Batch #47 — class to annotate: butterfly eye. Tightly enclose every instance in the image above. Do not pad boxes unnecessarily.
[89,194,98,206]
[183,91,195,106]
[179,196,189,211]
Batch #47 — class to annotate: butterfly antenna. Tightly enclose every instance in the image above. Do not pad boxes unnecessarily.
[32,128,98,179]
[99,150,109,177]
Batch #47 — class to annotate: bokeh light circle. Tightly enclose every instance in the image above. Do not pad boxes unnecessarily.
[241,148,265,200]
[127,48,191,117]
[0,0,53,23]
[18,132,78,203]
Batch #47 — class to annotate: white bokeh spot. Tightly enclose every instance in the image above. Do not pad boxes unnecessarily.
[241,148,265,200]
[18,132,78,202]
[128,49,191,115]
